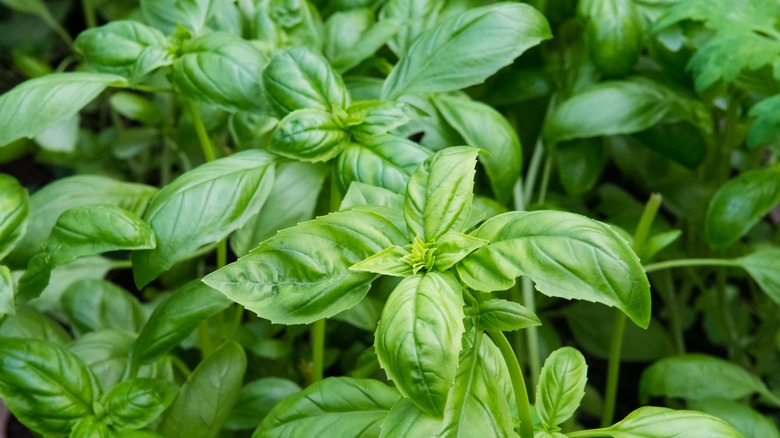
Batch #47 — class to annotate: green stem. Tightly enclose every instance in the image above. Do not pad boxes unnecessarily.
[522,138,545,204]
[311,319,326,383]
[600,312,626,428]
[197,320,213,360]
[644,258,741,273]
[522,276,540,395]
[537,148,554,205]
[185,99,216,162]
[229,305,244,339]
[107,259,133,270]
[654,271,686,354]
[81,0,97,28]
[488,330,534,438]
[633,193,662,253]
[217,240,227,269]
[170,355,193,378]
[567,428,610,438]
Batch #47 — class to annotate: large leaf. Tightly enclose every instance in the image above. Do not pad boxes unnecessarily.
[132,150,276,288]
[704,167,780,247]
[6,175,157,267]
[141,0,223,34]
[0,305,71,344]
[269,109,350,162]
[0,174,28,261]
[62,279,145,335]
[340,182,405,212]
[692,399,780,438]
[255,377,399,437]
[0,338,100,436]
[381,3,551,99]
[203,208,406,324]
[404,146,480,241]
[0,72,126,147]
[375,272,465,417]
[458,211,651,328]
[102,378,179,431]
[326,12,398,73]
[336,135,430,194]
[593,406,744,438]
[432,94,522,204]
[578,0,644,76]
[225,378,301,431]
[158,342,247,438]
[536,347,588,430]
[18,204,155,301]
[737,248,780,304]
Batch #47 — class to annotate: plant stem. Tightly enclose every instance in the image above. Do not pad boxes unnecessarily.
[633,193,662,253]
[522,138,545,204]
[107,259,133,270]
[170,355,193,378]
[185,99,216,163]
[537,149,554,205]
[197,320,213,360]
[522,276,540,394]
[311,319,326,383]
[567,428,610,438]
[644,258,741,273]
[81,0,97,28]
[488,329,534,438]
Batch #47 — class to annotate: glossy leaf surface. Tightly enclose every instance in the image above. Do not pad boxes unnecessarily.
[103,378,179,431]
[0,174,28,260]
[337,135,430,194]
[536,347,588,430]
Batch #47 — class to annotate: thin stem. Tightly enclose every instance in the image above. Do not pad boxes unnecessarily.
[229,305,244,339]
[216,241,227,269]
[170,355,193,378]
[488,330,534,438]
[601,312,626,427]
[654,271,686,354]
[522,138,545,204]
[107,259,133,270]
[644,258,741,273]
[522,276,540,395]
[537,148,554,205]
[81,0,97,28]
[567,428,610,438]
[184,99,216,162]
[197,321,213,360]
[311,319,326,383]
[633,193,662,253]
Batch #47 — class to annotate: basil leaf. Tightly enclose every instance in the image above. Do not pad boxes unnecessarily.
[381,3,551,99]
[204,208,406,324]
[158,341,247,438]
[457,211,651,328]
[748,94,780,151]
[597,406,744,438]
[478,299,540,332]
[6,175,157,267]
[350,245,413,277]
[433,232,488,271]
[337,135,430,194]
[0,72,126,148]
[691,399,780,438]
[31,256,115,315]
[172,33,269,112]
[405,147,480,241]
[556,138,607,196]
[379,0,442,57]
[0,304,71,344]
[347,100,411,140]
[74,21,172,81]
[141,0,222,35]
[71,416,112,438]
[0,174,28,260]
[231,161,328,257]
[536,347,587,430]
[18,204,156,302]
[329,17,398,73]
[0,338,100,436]
[224,377,301,431]
[639,354,773,403]
[131,281,231,365]
[62,279,145,335]
[263,46,349,115]
[110,92,163,126]
[269,109,350,162]
[704,167,780,247]
[432,94,522,204]
[736,248,780,304]
[102,378,179,431]
[132,150,276,288]
[375,271,465,417]
[0,265,12,316]
[251,0,324,50]
[578,0,644,76]
[340,182,405,211]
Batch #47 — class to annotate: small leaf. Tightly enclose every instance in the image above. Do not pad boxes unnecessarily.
[62,279,145,335]
[432,231,488,271]
[350,245,413,277]
[224,378,301,431]
[0,173,28,260]
[598,406,745,438]
[375,272,464,417]
[641,229,682,262]
[737,248,780,304]
[536,347,588,430]
[340,182,405,211]
[71,416,112,438]
[478,299,541,332]
[102,378,179,431]
[578,0,644,76]
[337,135,430,194]
[555,138,607,196]
[256,377,399,437]
[748,93,780,151]
[269,109,350,162]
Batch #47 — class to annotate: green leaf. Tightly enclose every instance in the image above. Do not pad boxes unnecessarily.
[337,135,430,194]
[141,0,222,34]
[331,18,398,73]
[158,342,246,438]
[736,248,780,304]
[132,150,276,288]
[71,416,113,438]
[457,211,651,328]
[704,167,780,247]
[6,175,157,267]
[332,296,383,332]
[324,9,399,73]
[18,204,156,302]
[691,399,780,438]
[652,0,778,35]
[641,229,682,262]
[596,406,745,438]
[251,0,324,50]
[556,138,607,196]
[381,3,550,99]
[478,299,540,332]
[536,347,587,430]
[110,92,163,126]
[0,338,100,435]
[0,72,126,147]
[404,146,480,241]
[0,174,28,260]
[131,281,231,365]
[31,256,115,315]
[62,279,145,335]
[0,265,12,316]
[347,100,411,140]
[639,354,772,403]
[203,208,407,324]
[432,231,488,271]
[340,182,405,211]
[269,109,350,162]
[74,21,172,81]
[375,271,465,417]
[350,245,413,277]
[102,378,179,431]
[0,304,71,344]
[230,161,328,257]
[172,33,269,112]
[263,46,349,115]
[748,94,780,151]
[578,0,644,76]
[224,377,301,431]
[379,0,442,57]
[256,377,399,438]
[431,94,522,204]
[688,32,780,92]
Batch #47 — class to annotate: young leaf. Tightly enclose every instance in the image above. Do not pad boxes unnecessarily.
[0,173,28,260]
[639,354,772,403]
[432,94,523,204]
[692,399,780,438]
[0,72,127,147]
[141,0,222,35]
[263,46,349,115]
[379,0,443,57]
[269,109,350,162]
[477,299,541,332]
[347,101,411,140]
[457,210,651,328]
[62,279,145,335]
[110,92,163,126]
[748,94,780,151]
[381,3,551,99]
[340,181,405,211]
[0,338,101,436]
[70,416,112,438]
[432,231,488,271]
[337,135,430,194]
[0,305,71,344]
[102,378,179,431]
[256,377,399,437]
[224,377,301,431]
[158,342,247,438]
[404,146,480,241]
[595,406,744,438]
[688,32,780,92]
[536,347,588,430]
[578,0,644,76]
[132,150,276,288]
[131,281,231,365]
[252,0,324,51]
[230,161,327,257]
[736,248,780,304]
[203,208,407,324]
[0,265,13,316]
[704,167,780,247]
[375,271,465,417]
[172,33,269,112]
[18,204,156,301]
[350,245,413,277]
